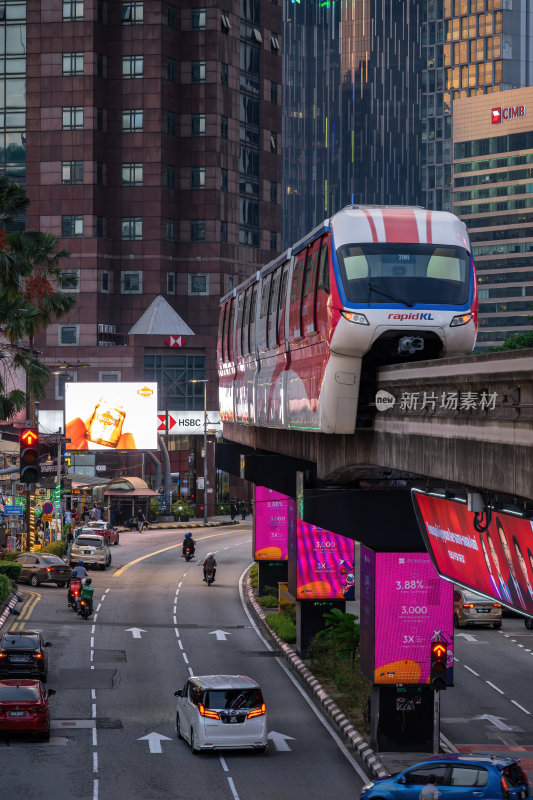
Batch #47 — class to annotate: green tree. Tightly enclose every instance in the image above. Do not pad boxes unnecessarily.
[488,305,533,352]
[0,176,74,420]
[315,609,361,662]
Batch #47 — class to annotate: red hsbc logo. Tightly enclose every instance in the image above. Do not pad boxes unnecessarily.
[492,105,526,124]
[165,335,185,348]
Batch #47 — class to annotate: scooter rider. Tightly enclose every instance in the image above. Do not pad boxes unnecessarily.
[182,532,195,556]
[75,560,87,580]
[77,577,94,616]
[67,568,81,608]
[202,553,217,582]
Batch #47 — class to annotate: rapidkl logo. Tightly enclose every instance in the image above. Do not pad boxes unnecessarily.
[388,312,435,321]
[492,105,526,124]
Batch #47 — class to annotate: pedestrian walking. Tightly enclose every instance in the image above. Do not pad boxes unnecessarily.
[240,500,247,520]
[137,507,147,532]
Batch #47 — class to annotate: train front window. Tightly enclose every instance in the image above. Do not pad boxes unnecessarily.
[336,243,470,305]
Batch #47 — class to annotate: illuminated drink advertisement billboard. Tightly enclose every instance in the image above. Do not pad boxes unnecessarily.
[413,491,533,616]
[253,487,294,561]
[296,520,356,600]
[65,383,158,451]
[360,548,453,685]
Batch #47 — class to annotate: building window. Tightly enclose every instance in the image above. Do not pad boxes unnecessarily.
[270,132,277,153]
[270,81,278,104]
[62,161,83,184]
[270,181,277,204]
[192,61,206,83]
[62,52,84,76]
[221,221,228,242]
[55,371,76,400]
[99,371,121,382]
[192,8,206,29]
[167,4,176,28]
[63,1,84,21]
[221,62,228,86]
[167,112,176,134]
[270,232,277,251]
[191,114,205,136]
[59,269,80,292]
[122,56,143,78]
[221,115,228,139]
[191,221,205,242]
[100,270,110,293]
[144,354,206,410]
[62,106,83,130]
[167,58,176,81]
[166,272,175,294]
[191,168,205,189]
[121,271,142,293]
[122,109,143,131]
[96,217,104,238]
[271,33,279,52]
[62,215,83,237]
[59,325,79,345]
[188,274,209,295]
[221,168,228,192]
[122,2,143,23]
[221,11,231,31]
[121,217,143,240]
[165,219,175,241]
[122,163,143,186]
[166,165,175,188]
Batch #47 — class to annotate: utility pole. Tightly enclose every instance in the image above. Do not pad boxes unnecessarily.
[202,380,208,524]
[55,429,63,539]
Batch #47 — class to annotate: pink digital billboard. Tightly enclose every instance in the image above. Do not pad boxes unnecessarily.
[368,550,453,685]
[296,520,356,600]
[253,487,294,561]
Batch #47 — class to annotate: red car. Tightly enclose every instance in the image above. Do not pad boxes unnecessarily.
[80,521,120,545]
[0,679,55,740]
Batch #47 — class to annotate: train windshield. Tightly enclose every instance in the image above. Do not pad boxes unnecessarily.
[336,243,470,306]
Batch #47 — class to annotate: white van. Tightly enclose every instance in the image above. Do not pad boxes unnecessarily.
[174,675,268,753]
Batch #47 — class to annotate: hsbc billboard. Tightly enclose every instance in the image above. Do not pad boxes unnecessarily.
[492,105,526,124]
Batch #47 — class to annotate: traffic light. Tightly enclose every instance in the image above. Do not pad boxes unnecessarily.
[19,428,40,485]
[430,640,448,691]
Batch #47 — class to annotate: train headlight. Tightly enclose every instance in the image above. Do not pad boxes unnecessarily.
[341,310,369,325]
[450,313,472,327]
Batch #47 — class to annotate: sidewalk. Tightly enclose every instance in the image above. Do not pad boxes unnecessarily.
[114,515,252,532]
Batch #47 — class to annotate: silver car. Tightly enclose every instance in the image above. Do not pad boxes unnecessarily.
[70,534,111,571]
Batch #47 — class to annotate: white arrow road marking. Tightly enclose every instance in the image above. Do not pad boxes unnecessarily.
[125,628,147,639]
[455,633,486,642]
[209,629,231,641]
[475,715,513,731]
[443,716,522,733]
[268,731,295,751]
[138,732,172,754]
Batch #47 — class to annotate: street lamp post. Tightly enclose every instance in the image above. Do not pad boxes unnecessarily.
[190,379,208,524]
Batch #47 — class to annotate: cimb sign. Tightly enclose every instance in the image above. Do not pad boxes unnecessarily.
[492,105,526,124]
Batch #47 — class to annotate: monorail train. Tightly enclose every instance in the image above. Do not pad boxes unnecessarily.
[217,206,478,434]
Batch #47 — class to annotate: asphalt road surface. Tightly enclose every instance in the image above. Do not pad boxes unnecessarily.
[0,525,369,800]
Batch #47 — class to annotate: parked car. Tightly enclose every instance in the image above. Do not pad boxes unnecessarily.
[70,534,111,570]
[0,631,52,681]
[453,587,502,629]
[0,679,55,741]
[13,553,72,588]
[174,675,268,753]
[79,521,119,546]
[360,754,531,800]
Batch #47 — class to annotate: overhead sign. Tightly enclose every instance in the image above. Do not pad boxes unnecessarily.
[413,491,533,616]
[65,383,158,451]
[165,335,185,348]
[156,411,222,435]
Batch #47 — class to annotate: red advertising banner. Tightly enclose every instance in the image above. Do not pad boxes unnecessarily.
[413,491,533,615]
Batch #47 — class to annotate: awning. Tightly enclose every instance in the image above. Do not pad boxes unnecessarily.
[103,476,158,497]
[104,488,158,497]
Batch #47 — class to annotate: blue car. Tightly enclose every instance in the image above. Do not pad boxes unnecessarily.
[361,755,530,800]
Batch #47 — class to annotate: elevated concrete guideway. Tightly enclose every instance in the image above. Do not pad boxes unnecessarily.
[222,348,533,503]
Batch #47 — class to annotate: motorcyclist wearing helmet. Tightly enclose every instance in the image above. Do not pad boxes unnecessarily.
[202,553,217,582]
[182,532,195,556]
[76,561,87,580]
[67,568,81,608]
[77,576,94,615]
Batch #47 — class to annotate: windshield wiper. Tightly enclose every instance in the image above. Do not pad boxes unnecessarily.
[367,282,414,308]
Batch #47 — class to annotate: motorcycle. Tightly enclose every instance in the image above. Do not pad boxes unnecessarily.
[68,580,82,611]
[182,544,195,562]
[205,568,214,586]
[78,598,92,619]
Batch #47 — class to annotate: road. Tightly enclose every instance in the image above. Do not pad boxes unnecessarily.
[0,524,368,800]
[442,616,533,772]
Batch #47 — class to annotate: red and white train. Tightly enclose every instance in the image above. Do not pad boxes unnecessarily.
[217,206,478,434]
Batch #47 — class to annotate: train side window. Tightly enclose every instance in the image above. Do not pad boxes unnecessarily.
[318,241,330,293]
[303,249,318,298]
[218,304,226,360]
[221,304,228,361]
[227,299,235,362]
[267,268,281,349]
[249,284,258,353]
[240,291,249,355]
[236,294,245,358]
[277,264,289,345]
[259,275,271,320]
